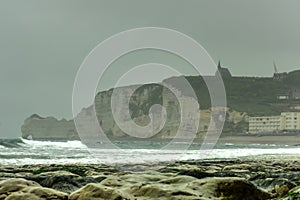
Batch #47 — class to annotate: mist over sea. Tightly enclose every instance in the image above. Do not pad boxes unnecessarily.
[0,138,299,166]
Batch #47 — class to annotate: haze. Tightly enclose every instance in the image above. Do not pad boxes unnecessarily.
[0,0,300,138]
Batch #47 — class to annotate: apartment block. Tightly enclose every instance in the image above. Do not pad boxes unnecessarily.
[249,112,300,133]
[281,112,300,130]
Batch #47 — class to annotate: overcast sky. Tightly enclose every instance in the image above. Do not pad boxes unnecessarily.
[1,0,300,138]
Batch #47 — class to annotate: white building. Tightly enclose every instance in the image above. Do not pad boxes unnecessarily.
[277,95,289,100]
[281,112,300,130]
[249,112,300,133]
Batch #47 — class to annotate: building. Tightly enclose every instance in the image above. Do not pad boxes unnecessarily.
[277,95,289,100]
[249,115,283,133]
[291,88,300,100]
[215,60,232,79]
[249,112,300,133]
[281,112,300,130]
[273,72,287,81]
[276,89,300,100]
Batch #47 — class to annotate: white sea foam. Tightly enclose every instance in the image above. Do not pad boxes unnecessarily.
[20,138,88,149]
[0,139,299,165]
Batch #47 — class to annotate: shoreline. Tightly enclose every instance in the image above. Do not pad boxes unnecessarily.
[19,134,300,146]
[1,155,300,199]
[217,134,300,145]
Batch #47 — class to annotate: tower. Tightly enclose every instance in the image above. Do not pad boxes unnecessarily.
[215,60,232,79]
[273,61,287,80]
[273,61,278,74]
[217,60,221,69]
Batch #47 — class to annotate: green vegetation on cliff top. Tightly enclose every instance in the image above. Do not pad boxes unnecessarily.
[161,69,300,116]
[97,69,300,118]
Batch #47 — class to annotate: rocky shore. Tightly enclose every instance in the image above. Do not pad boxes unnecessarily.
[1,155,300,199]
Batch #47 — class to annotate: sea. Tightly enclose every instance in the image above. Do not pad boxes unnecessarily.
[0,138,299,166]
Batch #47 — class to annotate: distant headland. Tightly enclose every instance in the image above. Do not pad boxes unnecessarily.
[21,62,300,141]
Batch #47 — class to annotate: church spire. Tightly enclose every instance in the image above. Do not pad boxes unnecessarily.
[273,61,278,74]
[215,60,232,79]
[217,60,221,69]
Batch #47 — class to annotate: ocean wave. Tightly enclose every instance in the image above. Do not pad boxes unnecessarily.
[0,138,25,148]
[20,138,88,149]
[1,138,300,165]
[0,138,88,149]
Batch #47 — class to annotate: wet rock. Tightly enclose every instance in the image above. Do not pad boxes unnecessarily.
[69,183,132,200]
[0,178,40,199]
[1,158,300,199]
[6,187,68,200]
[279,186,300,200]
[27,171,80,193]
[222,163,251,171]
[189,177,272,200]
[27,170,107,194]
[275,184,290,197]
[73,171,272,200]
[251,174,298,193]
[74,176,107,187]
[273,179,296,196]
[0,178,68,200]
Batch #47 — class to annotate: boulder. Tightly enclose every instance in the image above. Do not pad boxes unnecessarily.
[0,178,68,200]
[69,183,132,200]
[28,171,80,193]
[280,186,300,200]
[6,187,68,200]
[0,178,40,199]
[194,177,272,200]
[273,179,296,196]
[70,172,272,200]
[27,170,106,194]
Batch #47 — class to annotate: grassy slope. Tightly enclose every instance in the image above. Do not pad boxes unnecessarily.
[185,75,299,116]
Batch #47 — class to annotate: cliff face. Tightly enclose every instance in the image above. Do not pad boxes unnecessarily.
[21,70,300,140]
[21,114,78,140]
[21,82,249,140]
